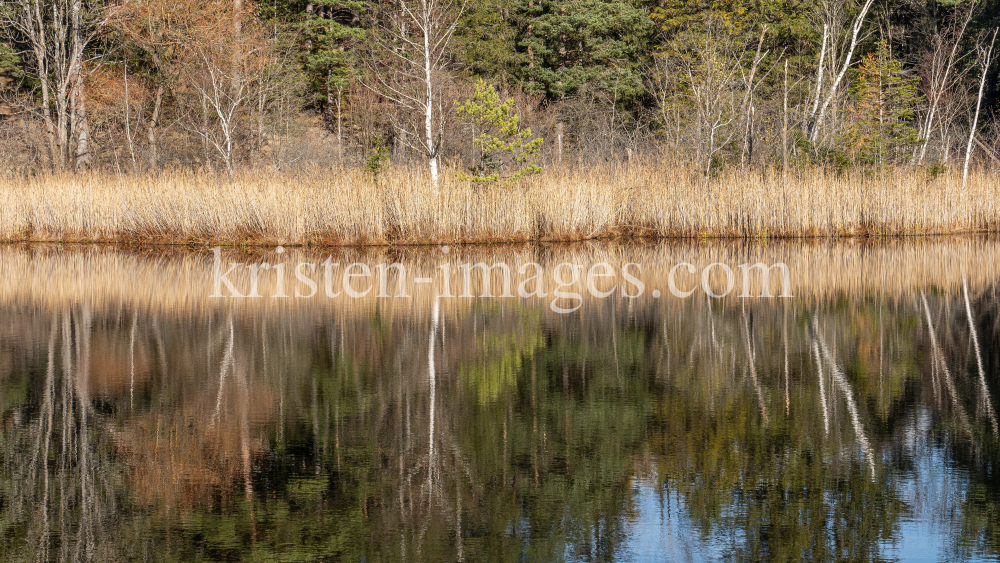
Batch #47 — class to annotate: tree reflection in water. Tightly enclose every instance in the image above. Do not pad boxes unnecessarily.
[0,242,999,561]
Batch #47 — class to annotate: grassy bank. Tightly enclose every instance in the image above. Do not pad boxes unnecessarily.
[1,164,998,245]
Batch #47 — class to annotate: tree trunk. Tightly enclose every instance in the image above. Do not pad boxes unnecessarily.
[739,26,768,169]
[963,29,997,195]
[917,2,974,165]
[556,121,563,164]
[808,24,828,132]
[12,0,99,171]
[423,20,438,191]
[71,0,90,169]
[361,0,463,191]
[72,70,91,169]
[147,84,165,169]
[337,87,344,163]
[782,59,789,178]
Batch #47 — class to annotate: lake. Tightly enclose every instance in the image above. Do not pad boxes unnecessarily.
[1,240,999,562]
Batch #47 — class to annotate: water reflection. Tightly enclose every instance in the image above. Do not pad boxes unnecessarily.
[1,241,1000,562]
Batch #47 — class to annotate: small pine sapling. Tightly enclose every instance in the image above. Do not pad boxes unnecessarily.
[456,81,543,186]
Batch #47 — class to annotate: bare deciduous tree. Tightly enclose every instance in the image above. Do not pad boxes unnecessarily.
[1,0,107,170]
[807,0,876,144]
[647,17,760,178]
[914,0,975,165]
[181,43,263,173]
[363,0,466,192]
[106,0,197,169]
[963,28,997,194]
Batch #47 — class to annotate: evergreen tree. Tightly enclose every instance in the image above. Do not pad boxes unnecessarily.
[457,80,543,185]
[298,1,366,131]
[518,0,655,102]
[842,41,923,167]
[258,1,365,126]
[453,0,524,79]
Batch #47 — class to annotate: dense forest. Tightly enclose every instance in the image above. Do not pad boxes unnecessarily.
[0,0,998,177]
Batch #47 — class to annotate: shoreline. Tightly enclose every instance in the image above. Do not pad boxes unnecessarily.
[2,228,999,249]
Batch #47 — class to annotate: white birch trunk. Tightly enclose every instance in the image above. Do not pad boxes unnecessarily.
[422,0,439,191]
[810,0,876,143]
[362,0,463,195]
[917,5,974,165]
[963,29,997,195]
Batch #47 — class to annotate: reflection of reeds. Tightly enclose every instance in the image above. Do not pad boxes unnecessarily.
[1,166,999,245]
[2,239,1000,318]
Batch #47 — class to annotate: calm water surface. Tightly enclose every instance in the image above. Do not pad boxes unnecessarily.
[1,241,1000,562]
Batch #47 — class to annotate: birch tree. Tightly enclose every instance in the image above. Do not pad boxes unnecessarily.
[0,0,106,170]
[962,28,997,194]
[807,0,876,144]
[649,14,751,176]
[108,0,292,172]
[914,0,975,165]
[363,0,466,192]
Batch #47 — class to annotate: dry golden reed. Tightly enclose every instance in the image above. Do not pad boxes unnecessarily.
[0,163,997,245]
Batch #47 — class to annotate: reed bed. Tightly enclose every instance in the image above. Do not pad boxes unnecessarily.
[0,163,998,245]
